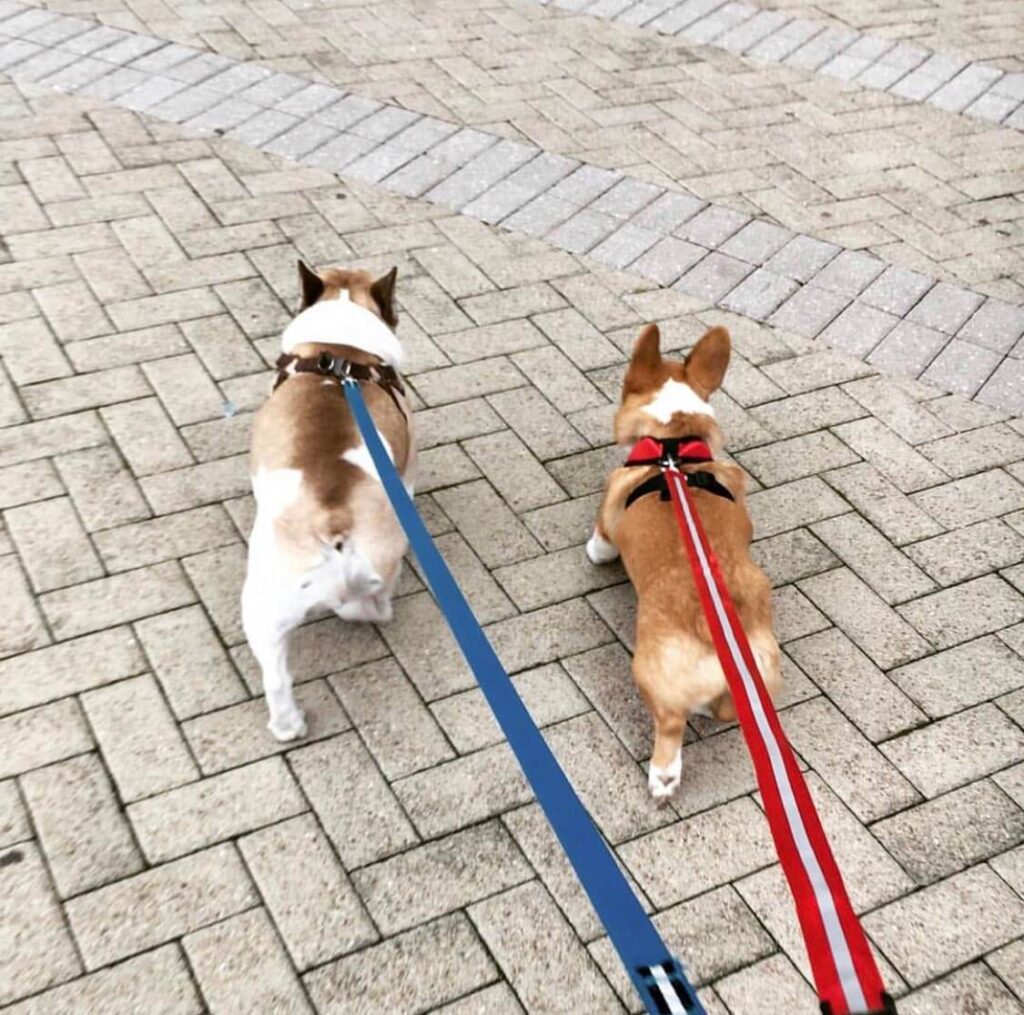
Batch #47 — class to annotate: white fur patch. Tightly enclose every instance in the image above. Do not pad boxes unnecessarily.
[648,749,683,802]
[252,467,303,519]
[342,437,394,484]
[642,378,714,423]
[282,296,402,368]
[586,529,619,564]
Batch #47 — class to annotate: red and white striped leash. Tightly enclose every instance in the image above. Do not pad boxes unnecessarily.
[661,458,895,1015]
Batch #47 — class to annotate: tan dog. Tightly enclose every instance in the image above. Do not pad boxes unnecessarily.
[587,324,781,802]
[242,263,414,741]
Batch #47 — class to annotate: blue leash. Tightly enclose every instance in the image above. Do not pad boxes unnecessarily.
[344,379,704,1015]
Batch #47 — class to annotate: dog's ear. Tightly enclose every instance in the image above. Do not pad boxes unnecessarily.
[298,260,325,309]
[684,326,731,396]
[624,323,663,395]
[370,266,398,328]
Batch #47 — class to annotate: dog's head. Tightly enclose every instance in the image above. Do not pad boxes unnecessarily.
[297,261,399,328]
[614,323,730,446]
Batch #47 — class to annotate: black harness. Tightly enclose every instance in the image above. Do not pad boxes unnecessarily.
[274,351,406,417]
[624,434,734,509]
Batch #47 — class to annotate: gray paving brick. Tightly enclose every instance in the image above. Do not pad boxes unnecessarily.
[768,283,849,338]
[819,301,899,357]
[907,282,985,335]
[676,204,748,247]
[786,25,858,72]
[720,267,797,320]
[674,250,752,303]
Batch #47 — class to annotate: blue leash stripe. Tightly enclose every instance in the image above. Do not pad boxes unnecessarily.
[343,379,704,1015]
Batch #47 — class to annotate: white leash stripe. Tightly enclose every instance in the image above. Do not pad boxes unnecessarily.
[669,470,868,1013]
[651,964,688,1015]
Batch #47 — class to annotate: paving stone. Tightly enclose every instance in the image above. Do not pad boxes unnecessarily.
[305,914,497,1015]
[833,417,947,493]
[0,698,92,779]
[874,780,1024,886]
[127,755,305,862]
[860,265,934,317]
[864,865,1024,986]
[330,657,453,778]
[798,567,930,668]
[899,963,1024,1015]
[354,821,532,935]
[890,636,1024,718]
[747,476,848,538]
[65,843,257,970]
[0,626,143,716]
[674,250,752,303]
[21,753,143,897]
[40,559,195,639]
[961,299,1024,354]
[81,673,198,802]
[432,983,525,1014]
[1,945,201,1015]
[920,338,1001,398]
[0,841,82,1005]
[908,282,985,335]
[767,282,850,338]
[240,813,377,970]
[897,575,1024,649]
[184,908,312,1015]
[290,733,418,868]
[0,778,29,848]
[469,882,624,1013]
[714,954,818,1015]
[912,468,1024,529]
[737,431,858,487]
[783,697,921,821]
[882,703,1024,798]
[619,797,774,907]
[842,375,952,445]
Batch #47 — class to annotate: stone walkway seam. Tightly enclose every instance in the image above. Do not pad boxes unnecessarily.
[2,0,1024,416]
[537,0,1024,132]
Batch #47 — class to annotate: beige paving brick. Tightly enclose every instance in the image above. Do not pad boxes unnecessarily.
[738,431,860,487]
[425,531,516,625]
[329,657,452,778]
[355,821,532,935]
[882,703,1024,798]
[431,661,589,755]
[0,626,142,718]
[142,454,250,514]
[834,417,949,493]
[393,742,533,839]
[714,955,818,1015]
[898,575,1024,649]
[906,518,1024,586]
[134,605,247,719]
[899,963,1024,1015]
[0,842,82,1006]
[93,504,239,572]
[54,445,151,531]
[240,813,377,970]
[798,567,930,668]
[22,366,151,423]
[750,528,838,586]
[876,779,1024,887]
[488,597,614,673]
[986,940,1024,1006]
[4,495,104,592]
[142,353,226,425]
[3,945,200,1014]
[493,545,626,612]
[433,983,525,1014]
[0,460,63,510]
[0,698,92,779]
[180,543,247,643]
[773,583,829,643]
[890,635,1024,718]
[464,429,566,512]
[100,397,194,476]
[0,778,29,848]
[66,843,258,970]
[82,673,199,802]
[546,712,673,844]
[128,755,305,863]
[826,462,945,546]
[40,560,195,639]
[621,798,775,908]
[290,732,418,868]
[750,386,866,440]
[787,628,927,740]
[912,468,1024,530]
[21,753,143,898]
[864,865,1024,986]
[782,697,921,821]
[469,882,624,1013]
[180,314,265,379]
[0,410,107,469]
[304,914,497,1015]
[108,287,223,332]
[488,386,589,460]
[184,908,312,1015]
[433,479,543,568]
[561,643,651,760]
[34,280,112,341]
[747,476,848,538]
[184,680,346,774]
[919,423,1024,479]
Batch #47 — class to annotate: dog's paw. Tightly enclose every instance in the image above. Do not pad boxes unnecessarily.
[336,595,392,624]
[268,710,307,742]
[586,530,619,565]
[648,751,682,806]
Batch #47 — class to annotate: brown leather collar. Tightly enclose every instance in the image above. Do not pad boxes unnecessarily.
[274,351,406,416]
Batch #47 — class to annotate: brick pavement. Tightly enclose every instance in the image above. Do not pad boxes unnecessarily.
[1,5,1024,1015]
[14,0,1024,306]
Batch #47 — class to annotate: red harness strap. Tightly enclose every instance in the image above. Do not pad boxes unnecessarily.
[648,447,893,1015]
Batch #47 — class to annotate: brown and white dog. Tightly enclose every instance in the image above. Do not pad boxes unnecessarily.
[242,263,414,741]
[587,324,781,803]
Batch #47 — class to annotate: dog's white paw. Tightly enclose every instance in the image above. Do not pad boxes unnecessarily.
[586,530,619,565]
[691,702,714,719]
[268,710,307,742]
[336,595,392,624]
[648,751,682,806]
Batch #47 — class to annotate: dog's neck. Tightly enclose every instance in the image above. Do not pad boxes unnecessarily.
[281,294,402,369]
